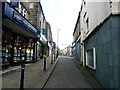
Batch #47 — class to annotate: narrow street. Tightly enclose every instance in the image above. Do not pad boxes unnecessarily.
[1,1,119,89]
[44,56,91,88]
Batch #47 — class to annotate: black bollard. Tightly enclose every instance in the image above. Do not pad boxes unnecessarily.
[54,54,56,61]
[44,56,46,71]
[51,55,53,64]
[20,64,25,90]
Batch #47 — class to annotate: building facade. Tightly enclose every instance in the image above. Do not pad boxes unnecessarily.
[65,44,73,57]
[73,12,81,61]
[73,0,120,88]
[45,22,53,57]
[2,2,38,69]
[1,1,52,69]
[28,2,48,59]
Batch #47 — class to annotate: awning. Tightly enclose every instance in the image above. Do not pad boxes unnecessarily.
[48,41,52,48]
[40,33,47,45]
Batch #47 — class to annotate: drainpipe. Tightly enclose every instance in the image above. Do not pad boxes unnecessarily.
[81,42,85,66]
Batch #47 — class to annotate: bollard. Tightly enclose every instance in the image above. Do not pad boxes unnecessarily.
[20,64,25,90]
[54,54,56,61]
[44,56,46,71]
[51,54,53,64]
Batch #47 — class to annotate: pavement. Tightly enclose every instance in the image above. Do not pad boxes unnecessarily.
[2,56,58,89]
[74,59,103,88]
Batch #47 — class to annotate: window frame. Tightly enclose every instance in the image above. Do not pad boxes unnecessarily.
[86,47,96,70]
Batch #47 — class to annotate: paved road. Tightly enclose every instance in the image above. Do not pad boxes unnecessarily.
[44,56,92,88]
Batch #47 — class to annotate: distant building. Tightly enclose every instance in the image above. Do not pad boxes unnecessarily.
[73,0,120,88]
[66,45,73,57]
[45,22,53,57]
[73,11,81,61]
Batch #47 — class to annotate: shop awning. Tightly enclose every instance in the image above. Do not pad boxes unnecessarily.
[48,41,52,48]
[40,34,47,45]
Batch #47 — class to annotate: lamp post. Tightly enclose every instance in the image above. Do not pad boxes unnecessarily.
[57,29,60,48]
[56,29,60,58]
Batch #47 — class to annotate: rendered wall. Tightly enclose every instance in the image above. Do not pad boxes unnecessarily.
[84,16,119,88]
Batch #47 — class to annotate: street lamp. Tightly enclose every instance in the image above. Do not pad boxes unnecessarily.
[56,29,60,58]
[57,29,60,48]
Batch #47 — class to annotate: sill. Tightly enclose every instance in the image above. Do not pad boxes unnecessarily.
[86,65,96,71]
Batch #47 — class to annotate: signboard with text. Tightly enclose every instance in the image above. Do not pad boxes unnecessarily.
[10,0,19,7]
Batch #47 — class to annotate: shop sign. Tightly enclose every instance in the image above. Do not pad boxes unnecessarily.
[37,31,41,38]
[42,29,47,35]
[40,34,47,45]
[13,11,37,33]
[10,0,19,7]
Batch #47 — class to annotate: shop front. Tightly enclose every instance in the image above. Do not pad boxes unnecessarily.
[39,33,47,59]
[2,2,38,68]
[2,28,36,65]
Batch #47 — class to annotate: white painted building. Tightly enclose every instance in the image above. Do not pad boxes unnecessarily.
[81,0,120,42]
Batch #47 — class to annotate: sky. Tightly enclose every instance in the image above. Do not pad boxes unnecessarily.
[41,0,82,49]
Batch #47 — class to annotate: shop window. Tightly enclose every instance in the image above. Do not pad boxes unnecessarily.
[2,31,13,66]
[14,36,21,62]
[2,28,35,65]
[86,47,96,70]
[13,36,34,63]
[26,39,34,61]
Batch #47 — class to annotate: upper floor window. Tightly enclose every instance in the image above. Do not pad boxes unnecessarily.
[83,12,87,18]
[84,1,86,5]
[86,18,89,29]
[19,3,26,17]
[30,3,34,9]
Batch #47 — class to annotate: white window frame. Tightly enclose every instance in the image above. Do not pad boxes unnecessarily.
[19,3,26,17]
[30,3,34,9]
[86,47,96,70]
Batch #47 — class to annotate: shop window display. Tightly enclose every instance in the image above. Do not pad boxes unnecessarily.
[2,30,35,66]
[2,31,13,68]
[13,35,35,63]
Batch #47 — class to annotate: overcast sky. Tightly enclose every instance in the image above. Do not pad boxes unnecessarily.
[41,0,82,49]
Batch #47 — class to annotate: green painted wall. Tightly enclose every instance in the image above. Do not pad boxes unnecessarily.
[84,16,120,88]
[73,39,81,61]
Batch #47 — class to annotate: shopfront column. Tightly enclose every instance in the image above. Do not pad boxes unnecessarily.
[0,2,2,89]
[0,1,2,67]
